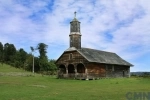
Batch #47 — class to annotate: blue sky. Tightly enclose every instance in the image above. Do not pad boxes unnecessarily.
[0,0,150,72]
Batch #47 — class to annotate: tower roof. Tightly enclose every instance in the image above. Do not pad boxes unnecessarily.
[71,11,79,22]
[70,11,81,35]
[72,18,78,21]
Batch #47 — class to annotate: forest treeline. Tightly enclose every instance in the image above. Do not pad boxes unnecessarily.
[0,42,57,75]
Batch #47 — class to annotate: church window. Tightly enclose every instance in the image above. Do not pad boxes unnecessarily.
[69,53,73,60]
[107,64,112,70]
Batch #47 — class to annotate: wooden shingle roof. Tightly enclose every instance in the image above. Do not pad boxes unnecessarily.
[64,47,133,66]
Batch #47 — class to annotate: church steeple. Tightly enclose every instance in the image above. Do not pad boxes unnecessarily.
[69,12,81,49]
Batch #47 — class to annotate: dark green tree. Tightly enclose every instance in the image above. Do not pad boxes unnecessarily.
[30,46,35,73]
[3,43,16,65]
[33,57,40,72]
[25,54,40,72]
[14,48,27,68]
[3,43,9,62]
[37,43,48,59]
[47,59,57,75]
[24,54,33,71]
[19,48,27,64]
[0,42,3,63]
[37,43,48,72]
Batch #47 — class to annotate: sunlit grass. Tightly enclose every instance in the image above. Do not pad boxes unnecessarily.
[0,63,26,72]
[0,63,150,100]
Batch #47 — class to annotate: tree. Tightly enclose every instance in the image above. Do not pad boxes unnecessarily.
[24,54,33,71]
[14,48,27,68]
[37,43,48,72]
[3,43,16,65]
[47,59,57,75]
[3,43,9,62]
[33,57,40,72]
[0,41,57,74]
[37,43,48,59]
[19,48,27,64]
[0,42,3,63]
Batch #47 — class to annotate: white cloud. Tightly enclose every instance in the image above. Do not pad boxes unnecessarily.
[0,0,150,71]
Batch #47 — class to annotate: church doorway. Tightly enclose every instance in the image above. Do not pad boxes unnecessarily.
[123,70,125,77]
[68,64,75,73]
[77,63,85,73]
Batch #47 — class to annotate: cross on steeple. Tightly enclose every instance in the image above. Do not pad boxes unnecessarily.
[74,11,76,18]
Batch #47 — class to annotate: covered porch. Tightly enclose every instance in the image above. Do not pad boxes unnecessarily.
[58,63,88,79]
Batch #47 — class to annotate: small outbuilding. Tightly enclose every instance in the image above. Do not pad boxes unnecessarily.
[55,12,133,80]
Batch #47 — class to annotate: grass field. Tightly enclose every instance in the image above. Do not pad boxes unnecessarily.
[0,63,150,100]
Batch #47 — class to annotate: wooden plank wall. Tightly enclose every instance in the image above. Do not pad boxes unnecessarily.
[56,51,88,66]
[86,63,106,78]
[106,65,130,77]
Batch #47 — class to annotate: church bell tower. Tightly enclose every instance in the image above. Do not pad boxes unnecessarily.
[69,12,81,49]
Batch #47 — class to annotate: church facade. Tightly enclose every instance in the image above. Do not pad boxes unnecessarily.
[55,13,133,80]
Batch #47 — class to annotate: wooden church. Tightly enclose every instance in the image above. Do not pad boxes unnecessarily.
[55,12,133,80]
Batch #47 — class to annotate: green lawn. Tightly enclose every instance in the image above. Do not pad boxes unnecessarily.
[0,63,150,100]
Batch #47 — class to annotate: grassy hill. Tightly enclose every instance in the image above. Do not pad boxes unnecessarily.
[0,63,150,100]
[0,63,26,72]
[0,63,34,76]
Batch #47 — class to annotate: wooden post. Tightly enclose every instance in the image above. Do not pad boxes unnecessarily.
[85,68,89,80]
[66,67,68,78]
[66,66,68,74]
[74,65,77,79]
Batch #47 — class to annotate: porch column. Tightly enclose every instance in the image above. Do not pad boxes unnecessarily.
[74,64,77,73]
[66,67,68,74]
[74,67,77,73]
[74,65,77,79]
[85,68,89,80]
[85,68,88,74]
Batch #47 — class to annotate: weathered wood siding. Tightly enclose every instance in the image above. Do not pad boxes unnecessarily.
[106,65,130,77]
[56,51,88,66]
[85,63,130,79]
[86,63,106,79]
